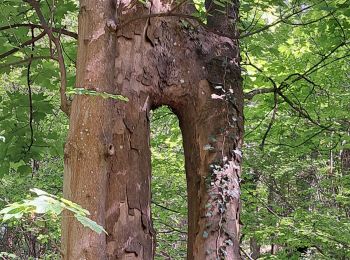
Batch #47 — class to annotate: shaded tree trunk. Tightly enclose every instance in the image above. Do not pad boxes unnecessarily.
[341,148,350,173]
[250,237,261,259]
[341,148,350,217]
[62,0,243,259]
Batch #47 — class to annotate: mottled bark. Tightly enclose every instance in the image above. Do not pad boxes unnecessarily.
[61,0,117,258]
[62,0,243,259]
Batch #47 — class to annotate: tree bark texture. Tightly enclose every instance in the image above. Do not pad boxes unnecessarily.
[62,0,243,259]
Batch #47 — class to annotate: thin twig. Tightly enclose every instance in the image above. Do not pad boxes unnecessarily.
[260,91,278,149]
[0,56,55,69]
[244,51,336,131]
[24,0,70,116]
[276,89,333,131]
[26,27,35,152]
[244,87,275,100]
[154,219,187,234]
[281,10,335,26]
[0,31,46,60]
[0,23,77,39]
[240,247,254,260]
[151,200,183,214]
[240,1,320,39]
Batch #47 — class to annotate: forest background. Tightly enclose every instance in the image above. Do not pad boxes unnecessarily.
[0,0,349,259]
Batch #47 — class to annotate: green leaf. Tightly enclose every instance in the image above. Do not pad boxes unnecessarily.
[0,160,10,177]
[213,0,226,8]
[67,88,129,102]
[17,165,32,175]
[75,215,107,235]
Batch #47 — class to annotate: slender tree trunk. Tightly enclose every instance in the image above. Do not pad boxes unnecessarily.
[62,0,243,259]
[341,148,350,173]
[61,0,117,258]
[341,148,350,217]
[250,237,261,259]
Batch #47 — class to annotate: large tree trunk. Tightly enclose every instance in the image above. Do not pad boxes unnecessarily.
[62,0,243,259]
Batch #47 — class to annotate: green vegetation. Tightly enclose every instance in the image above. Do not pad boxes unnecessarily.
[1,0,349,259]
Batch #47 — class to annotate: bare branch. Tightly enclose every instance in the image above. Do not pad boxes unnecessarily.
[260,92,278,149]
[151,200,183,214]
[267,128,328,148]
[244,55,278,90]
[240,7,259,34]
[244,87,275,100]
[243,52,335,132]
[0,23,78,39]
[303,41,347,77]
[26,27,35,152]
[244,110,273,138]
[243,53,277,100]
[240,1,328,39]
[155,220,187,234]
[240,247,254,260]
[276,88,333,131]
[0,56,55,69]
[279,41,348,90]
[281,10,335,26]
[0,31,46,60]
[324,0,347,42]
[24,0,70,116]
[306,52,350,77]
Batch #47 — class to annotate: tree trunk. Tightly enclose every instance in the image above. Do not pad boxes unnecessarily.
[62,0,243,259]
[341,148,350,173]
[250,237,261,259]
[61,0,117,258]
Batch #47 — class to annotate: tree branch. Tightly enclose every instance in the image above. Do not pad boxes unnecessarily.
[244,87,275,100]
[276,88,333,131]
[0,56,55,69]
[151,200,183,214]
[0,31,46,60]
[243,52,335,132]
[243,54,277,100]
[303,41,347,77]
[26,27,35,152]
[240,247,254,260]
[266,128,327,148]
[0,23,77,39]
[240,1,328,39]
[281,10,335,26]
[260,91,278,149]
[155,219,187,234]
[24,0,70,116]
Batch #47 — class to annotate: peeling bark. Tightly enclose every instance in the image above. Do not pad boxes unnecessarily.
[62,0,243,259]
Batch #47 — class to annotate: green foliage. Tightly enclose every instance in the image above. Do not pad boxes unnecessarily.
[0,0,350,258]
[240,0,350,258]
[0,157,63,258]
[151,107,187,259]
[0,252,17,259]
[0,188,107,235]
